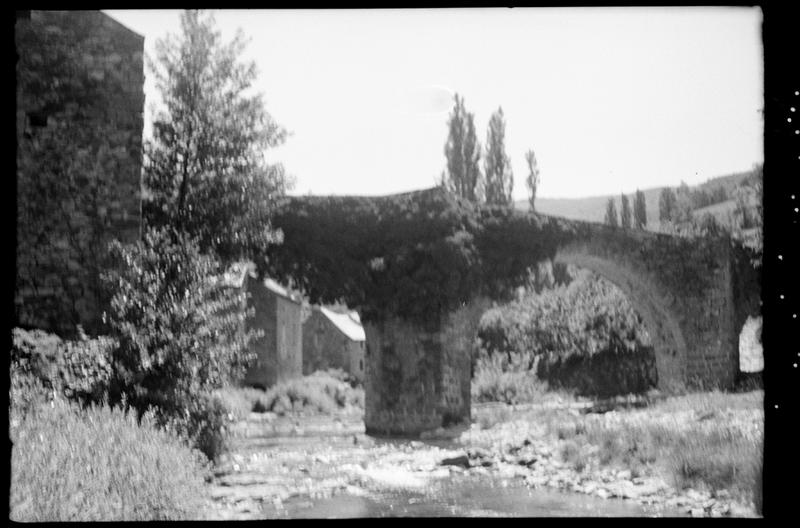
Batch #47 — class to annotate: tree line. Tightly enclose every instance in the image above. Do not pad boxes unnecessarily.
[603,190,648,230]
[440,94,540,211]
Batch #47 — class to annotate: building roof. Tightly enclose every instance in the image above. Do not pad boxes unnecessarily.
[264,278,302,304]
[221,262,302,304]
[220,261,256,289]
[319,306,366,342]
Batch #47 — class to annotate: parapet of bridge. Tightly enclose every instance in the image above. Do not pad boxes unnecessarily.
[268,187,760,437]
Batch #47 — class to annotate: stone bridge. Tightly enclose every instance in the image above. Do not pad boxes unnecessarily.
[263,187,760,436]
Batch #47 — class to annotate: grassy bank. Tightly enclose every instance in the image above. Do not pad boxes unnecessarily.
[10,396,210,521]
[469,390,763,515]
[215,370,364,419]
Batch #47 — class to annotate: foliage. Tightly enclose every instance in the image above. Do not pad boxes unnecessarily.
[144,9,288,265]
[483,107,514,206]
[476,270,654,397]
[633,189,647,229]
[536,347,657,398]
[441,93,483,202]
[659,187,678,225]
[15,12,141,335]
[101,227,259,459]
[471,350,548,404]
[620,193,632,229]
[480,270,650,360]
[263,188,486,325]
[258,372,365,414]
[10,397,208,522]
[524,149,540,212]
[11,328,114,408]
[604,198,618,228]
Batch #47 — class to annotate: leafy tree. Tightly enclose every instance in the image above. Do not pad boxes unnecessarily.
[633,189,647,229]
[102,227,260,459]
[483,107,513,206]
[442,93,482,202]
[673,181,694,224]
[144,10,288,266]
[524,149,540,212]
[730,163,763,263]
[658,187,678,225]
[604,198,619,228]
[620,193,632,229]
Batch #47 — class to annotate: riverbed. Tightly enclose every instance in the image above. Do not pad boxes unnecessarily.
[204,409,692,519]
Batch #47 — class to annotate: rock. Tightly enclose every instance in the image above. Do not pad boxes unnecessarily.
[690,508,705,517]
[595,488,610,499]
[440,454,470,468]
[467,447,491,459]
[617,469,632,480]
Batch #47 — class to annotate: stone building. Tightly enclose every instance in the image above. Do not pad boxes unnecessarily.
[224,264,304,389]
[303,306,366,383]
[15,11,144,335]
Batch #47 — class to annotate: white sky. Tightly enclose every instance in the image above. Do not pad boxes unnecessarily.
[105,8,763,200]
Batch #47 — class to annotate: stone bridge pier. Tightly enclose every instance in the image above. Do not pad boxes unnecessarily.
[363,297,490,437]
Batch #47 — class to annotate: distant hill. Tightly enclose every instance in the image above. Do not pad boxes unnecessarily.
[514,169,757,232]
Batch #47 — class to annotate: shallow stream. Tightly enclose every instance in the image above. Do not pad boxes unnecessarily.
[217,415,687,518]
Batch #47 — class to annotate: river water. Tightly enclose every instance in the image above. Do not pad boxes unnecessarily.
[218,414,687,518]
[269,473,684,518]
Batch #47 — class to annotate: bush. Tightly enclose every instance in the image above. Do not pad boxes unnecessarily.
[101,227,261,460]
[476,269,655,398]
[537,347,657,398]
[10,398,209,521]
[162,392,233,463]
[11,328,114,407]
[258,372,364,415]
[471,351,547,404]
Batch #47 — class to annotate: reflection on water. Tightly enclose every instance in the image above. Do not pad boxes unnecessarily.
[265,474,686,518]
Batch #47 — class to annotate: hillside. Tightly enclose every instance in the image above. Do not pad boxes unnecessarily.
[514,169,757,231]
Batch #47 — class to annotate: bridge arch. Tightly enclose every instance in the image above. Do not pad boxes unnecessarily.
[553,243,687,392]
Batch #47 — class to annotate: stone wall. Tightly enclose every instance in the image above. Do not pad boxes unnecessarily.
[15,11,144,336]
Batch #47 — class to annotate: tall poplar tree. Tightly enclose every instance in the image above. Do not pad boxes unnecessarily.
[620,193,632,229]
[144,10,289,265]
[525,149,540,212]
[442,94,482,202]
[604,198,619,228]
[483,107,513,206]
[633,189,647,229]
[659,187,678,225]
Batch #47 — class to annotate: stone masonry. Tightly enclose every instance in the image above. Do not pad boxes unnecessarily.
[15,11,144,335]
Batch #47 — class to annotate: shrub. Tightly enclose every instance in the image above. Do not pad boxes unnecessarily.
[10,398,208,521]
[102,227,261,460]
[11,328,114,407]
[258,372,364,414]
[162,392,233,463]
[476,270,655,398]
[471,351,547,404]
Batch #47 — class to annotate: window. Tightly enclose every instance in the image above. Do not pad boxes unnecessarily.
[359,359,364,371]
